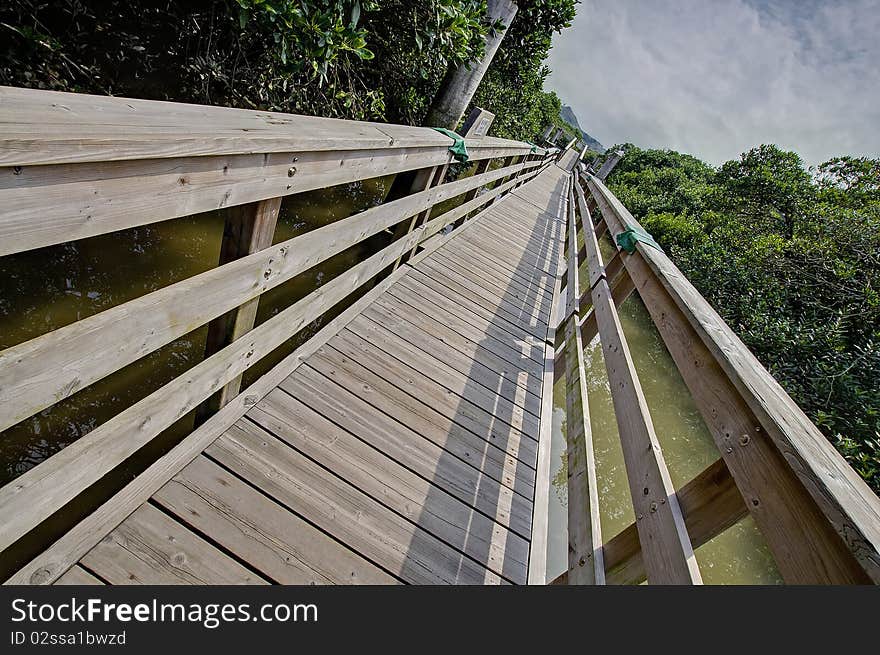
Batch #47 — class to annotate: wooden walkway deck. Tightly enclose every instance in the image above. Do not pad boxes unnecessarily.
[55,157,572,585]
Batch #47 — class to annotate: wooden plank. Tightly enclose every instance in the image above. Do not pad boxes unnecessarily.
[0,229,423,553]
[421,251,555,314]
[482,206,566,242]
[0,137,535,258]
[449,233,561,276]
[387,282,546,368]
[401,272,546,346]
[435,242,557,294]
[5,265,413,585]
[209,421,505,584]
[527,267,565,584]
[0,87,542,167]
[588,173,880,584]
[80,503,267,585]
[554,268,637,373]
[321,332,539,476]
[372,294,545,382]
[153,455,397,584]
[433,248,553,299]
[347,313,541,421]
[433,246,556,296]
[416,259,549,329]
[563,177,604,585]
[202,196,282,409]
[362,300,543,400]
[280,367,534,538]
[419,168,545,243]
[551,458,747,586]
[604,459,746,585]
[54,565,103,585]
[581,190,702,584]
[463,222,564,262]
[405,262,548,333]
[248,388,529,582]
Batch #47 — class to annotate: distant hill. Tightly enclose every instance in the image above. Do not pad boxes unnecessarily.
[560,104,605,153]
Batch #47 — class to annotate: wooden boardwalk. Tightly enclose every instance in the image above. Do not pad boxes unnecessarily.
[54,157,572,585]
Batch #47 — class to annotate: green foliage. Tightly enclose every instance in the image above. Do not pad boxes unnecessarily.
[605,143,880,494]
[1,0,575,131]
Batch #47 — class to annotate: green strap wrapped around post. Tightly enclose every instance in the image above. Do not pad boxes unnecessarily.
[431,127,469,163]
[616,225,664,254]
[524,142,538,153]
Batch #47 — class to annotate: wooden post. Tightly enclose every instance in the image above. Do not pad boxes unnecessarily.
[198,197,282,415]
[391,157,452,270]
[424,0,519,129]
[596,150,624,180]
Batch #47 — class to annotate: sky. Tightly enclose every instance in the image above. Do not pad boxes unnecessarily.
[546,0,880,166]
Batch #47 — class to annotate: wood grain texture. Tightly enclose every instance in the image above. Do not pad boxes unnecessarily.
[0,86,544,167]
[154,455,397,584]
[81,503,267,585]
[208,421,505,584]
[581,175,701,584]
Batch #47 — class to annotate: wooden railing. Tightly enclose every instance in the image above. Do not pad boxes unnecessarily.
[0,86,552,574]
[552,163,880,584]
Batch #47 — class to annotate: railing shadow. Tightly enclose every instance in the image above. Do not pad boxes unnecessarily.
[394,162,568,583]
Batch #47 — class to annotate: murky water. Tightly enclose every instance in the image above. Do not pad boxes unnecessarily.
[546,255,782,583]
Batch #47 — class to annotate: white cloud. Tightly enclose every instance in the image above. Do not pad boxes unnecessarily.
[546,0,880,165]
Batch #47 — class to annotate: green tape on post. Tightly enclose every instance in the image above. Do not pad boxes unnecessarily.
[616,225,664,254]
[524,142,538,153]
[432,127,469,163]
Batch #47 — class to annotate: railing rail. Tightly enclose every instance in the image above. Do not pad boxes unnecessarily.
[0,86,552,573]
[553,161,880,584]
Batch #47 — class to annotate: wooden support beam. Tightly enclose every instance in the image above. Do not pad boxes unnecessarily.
[200,197,282,414]
[577,172,702,585]
[562,176,604,584]
[551,458,747,585]
[393,158,452,270]
[455,158,493,227]
[586,173,880,584]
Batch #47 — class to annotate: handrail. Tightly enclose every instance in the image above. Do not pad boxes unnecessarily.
[555,165,880,584]
[0,86,554,565]
[0,86,544,257]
